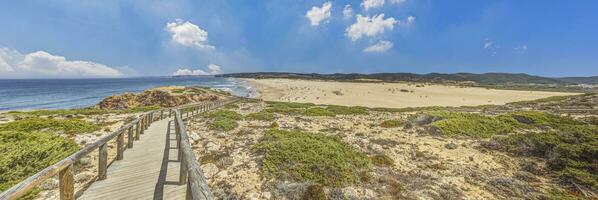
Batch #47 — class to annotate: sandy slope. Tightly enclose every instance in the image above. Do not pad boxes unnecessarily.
[245,78,576,108]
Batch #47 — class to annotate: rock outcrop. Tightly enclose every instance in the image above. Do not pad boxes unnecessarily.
[98,86,226,110]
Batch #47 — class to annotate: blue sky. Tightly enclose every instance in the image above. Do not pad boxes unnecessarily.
[0,0,597,78]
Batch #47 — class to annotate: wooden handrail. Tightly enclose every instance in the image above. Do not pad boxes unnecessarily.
[0,108,166,200]
[173,98,241,200]
[0,97,244,200]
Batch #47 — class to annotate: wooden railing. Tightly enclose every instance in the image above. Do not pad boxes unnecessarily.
[0,98,242,200]
[172,98,240,200]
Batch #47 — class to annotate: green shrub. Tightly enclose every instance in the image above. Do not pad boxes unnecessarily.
[326,105,368,115]
[264,102,314,115]
[371,154,395,167]
[245,111,276,121]
[202,110,243,120]
[426,111,514,138]
[208,118,238,131]
[380,120,404,128]
[497,125,598,188]
[0,118,99,135]
[254,129,372,186]
[507,111,582,129]
[303,107,336,117]
[0,131,79,196]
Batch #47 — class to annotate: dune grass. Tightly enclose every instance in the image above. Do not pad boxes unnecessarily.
[254,129,372,186]
[264,102,315,115]
[0,131,79,198]
[0,117,99,135]
[8,108,109,116]
[202,110,243,120]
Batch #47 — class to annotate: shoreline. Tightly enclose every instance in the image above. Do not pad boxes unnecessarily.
[243,78,579,108]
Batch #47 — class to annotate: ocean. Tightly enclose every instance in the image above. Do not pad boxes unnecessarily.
[0,77,253,111]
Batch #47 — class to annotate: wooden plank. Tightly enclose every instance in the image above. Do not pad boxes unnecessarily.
[98,144,108,180]
[59,164,74,200]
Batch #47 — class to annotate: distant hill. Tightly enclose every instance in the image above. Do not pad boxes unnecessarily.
[218,72,583,85]
[557,76,598,85]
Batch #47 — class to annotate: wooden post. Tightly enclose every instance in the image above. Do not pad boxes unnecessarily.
[59,164,74,200]
[140,118,145,135]
[160,110,164,120]
[98,144,108,180]
[117,132,124,160]
[127,126,133,148]
[135,122,140,140]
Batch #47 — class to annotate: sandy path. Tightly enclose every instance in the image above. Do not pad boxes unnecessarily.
[244,78,577,108]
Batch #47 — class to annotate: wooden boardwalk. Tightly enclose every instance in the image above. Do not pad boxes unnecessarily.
[79,117,186,200]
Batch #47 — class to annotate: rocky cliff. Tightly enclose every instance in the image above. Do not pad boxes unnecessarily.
[98,86,228,110]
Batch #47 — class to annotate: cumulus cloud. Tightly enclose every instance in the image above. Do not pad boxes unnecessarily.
[343,5,354,19]
[172,64,222,76]
[345,14,397,41]
[0,47,122,78]
[361,0,385,11]
[305,2,332,26]
[166,19,215,49]
[363,40,393,52]
[406,16,416,24]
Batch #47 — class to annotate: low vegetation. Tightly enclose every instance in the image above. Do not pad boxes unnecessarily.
[326,105,368,115]
[122,105,162,113]
[265,102,315,115]
[203,110,243,131]
[8,108,109,116]
[0,131,79,197]
[245,111,276,121]
[303,107,336,117]
[380,119,404,128]
[0,117,99,135]
[425,111,515,138]
[254,129,372,186]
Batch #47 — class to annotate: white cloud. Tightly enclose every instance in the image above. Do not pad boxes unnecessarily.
[363,40,393,52]
[406,16,416,24]
[343,5,354,19]
[0,47,122,78]
[484,39,498,56]
[345,14,397,41]
[514,44,528,54]
[305,2,332,26]
[390,0,406,5]
[166,19,215,49]
[172,64,222,76]
[361,0,385,11]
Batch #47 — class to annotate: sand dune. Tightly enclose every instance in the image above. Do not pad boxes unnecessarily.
[245,78,577,108]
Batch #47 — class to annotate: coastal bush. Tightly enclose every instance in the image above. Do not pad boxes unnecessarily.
[380,119,404,128]
[0,131,79,197]
[265,101,315,115]
[326,105,368,115]
[506,111,582,129]
[370,106,446,113]
[495,125,598,189]
[0,117,99,135]
[245,111,276,121]
[426,111,514,138]
[254,129,372,186]
[122,105,162,113]
[208,118,238,131]
[303,107,336,117]
[371,154,395,167]
[202,110,243,120]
